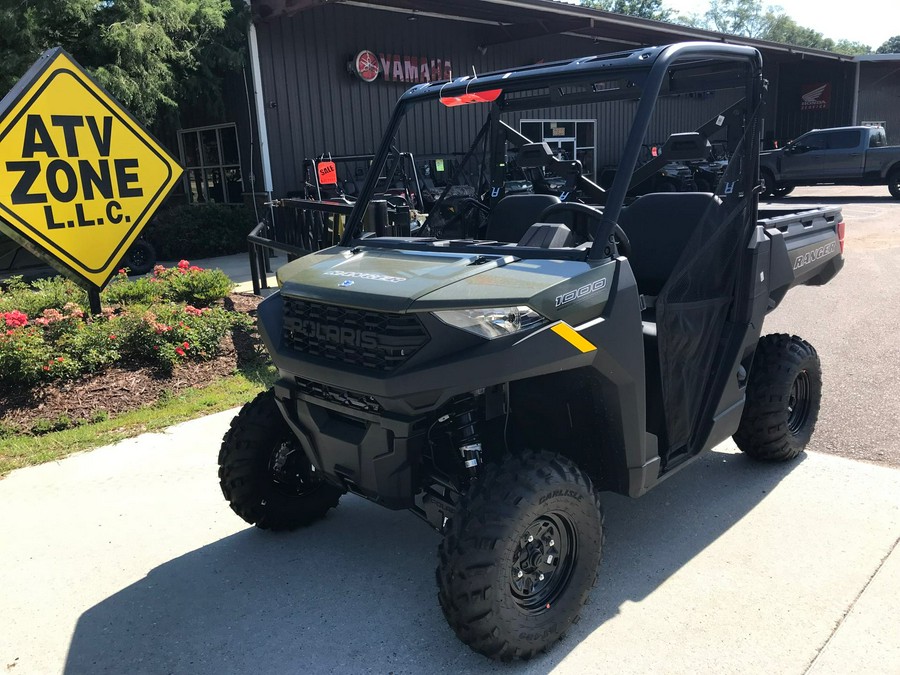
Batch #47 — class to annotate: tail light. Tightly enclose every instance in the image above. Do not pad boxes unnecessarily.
[837,221,845,253]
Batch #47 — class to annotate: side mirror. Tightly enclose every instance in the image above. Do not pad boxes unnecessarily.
[660,132,711,161]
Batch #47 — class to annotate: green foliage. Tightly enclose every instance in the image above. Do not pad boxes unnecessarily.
[831,40,873,56]
[102,262,234,307]
[580,0,672,21]
[0,327,52,388]
[0,262,246,390]
[0,276,87,317]
[144,203,255,260]
[0,0,249,128]
[679,0,873,54]
[877,36,900,54]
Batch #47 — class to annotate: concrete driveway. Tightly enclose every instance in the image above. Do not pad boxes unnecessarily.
[1,409,898,675]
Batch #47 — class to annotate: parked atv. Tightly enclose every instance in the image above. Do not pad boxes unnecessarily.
[219,43,844,660]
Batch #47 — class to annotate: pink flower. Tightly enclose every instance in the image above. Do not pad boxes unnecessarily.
[184,305,203,317]
[177,260,190,270]
[118,268,127,275]
[189,265,202,272]
[56,357,64,362]
[182,341,190,349]
[152,265,166,276]
[42,365,50,371]
[3,310,28,328]
[175,347,186,357]
[108,334,116,340]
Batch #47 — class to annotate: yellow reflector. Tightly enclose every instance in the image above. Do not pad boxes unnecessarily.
[551,323,596,353]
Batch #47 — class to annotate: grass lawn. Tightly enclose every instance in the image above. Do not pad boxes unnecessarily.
[0,363,275,476]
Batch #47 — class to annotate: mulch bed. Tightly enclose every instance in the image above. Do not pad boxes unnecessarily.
[0,292,265,434]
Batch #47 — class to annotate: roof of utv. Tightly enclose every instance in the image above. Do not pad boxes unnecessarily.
[397,41,762,107]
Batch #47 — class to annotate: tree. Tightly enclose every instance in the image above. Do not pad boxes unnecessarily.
[580,0,672,22]
[0,0,248,129]
[832,39,873,56]
[877,36,900,54]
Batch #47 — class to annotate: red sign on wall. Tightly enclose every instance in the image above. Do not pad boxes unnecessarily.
[349,50,453,84]
[800,82,831,111]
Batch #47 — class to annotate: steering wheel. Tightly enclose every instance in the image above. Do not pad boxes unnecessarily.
[537,202,632,257]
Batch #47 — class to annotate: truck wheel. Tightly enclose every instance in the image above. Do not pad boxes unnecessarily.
[888,169,900,199]
[436,451,603,660]
[734,334,822,461]
[121,239,156,276]
[218,389,342,530]
[760,170,776,198]
[774,185,794,197]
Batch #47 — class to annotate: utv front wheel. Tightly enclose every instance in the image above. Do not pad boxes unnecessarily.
[218,389,342,530]
[734,334,822,461]
[437,451,603,660]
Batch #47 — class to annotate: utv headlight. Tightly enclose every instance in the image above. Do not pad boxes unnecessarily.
[433,306,546,339]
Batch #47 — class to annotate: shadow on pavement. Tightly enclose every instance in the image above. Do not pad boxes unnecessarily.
[64,449,801,675]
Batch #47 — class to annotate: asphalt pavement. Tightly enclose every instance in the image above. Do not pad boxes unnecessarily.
[764,186,900,467]
[2,185,899,674]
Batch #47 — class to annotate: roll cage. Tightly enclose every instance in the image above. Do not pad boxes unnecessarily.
[339,41,764,262]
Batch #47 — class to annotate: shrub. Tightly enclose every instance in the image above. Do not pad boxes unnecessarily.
[0,326,52,387]
[102,262,234,307]
[157,261,234,306]
[0,276,87,317]
[144,203,255,260]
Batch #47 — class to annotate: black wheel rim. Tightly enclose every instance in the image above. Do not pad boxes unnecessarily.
[787,370,811,435]
[509,513,578,614]
[267,439,322,496]
[129,248,147,267]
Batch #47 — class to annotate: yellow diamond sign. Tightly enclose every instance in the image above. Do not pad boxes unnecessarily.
[0,48,182,289]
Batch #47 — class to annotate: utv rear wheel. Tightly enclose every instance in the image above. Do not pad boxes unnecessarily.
[437,451,603,660]
[218,389,342,530]
[734,334,822,461]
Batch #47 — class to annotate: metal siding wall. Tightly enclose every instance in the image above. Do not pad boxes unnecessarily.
[774,60,855,144]
[857,63,900,145]
[256,5,747,194]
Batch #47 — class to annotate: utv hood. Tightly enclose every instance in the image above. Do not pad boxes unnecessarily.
[276,245,592,312]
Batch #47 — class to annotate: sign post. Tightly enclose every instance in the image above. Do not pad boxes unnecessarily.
[0,47,182,307]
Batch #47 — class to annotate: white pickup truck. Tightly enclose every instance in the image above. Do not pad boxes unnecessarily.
[760,125,900,199]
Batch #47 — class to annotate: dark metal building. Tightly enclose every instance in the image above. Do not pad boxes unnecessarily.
[191,0,895,203]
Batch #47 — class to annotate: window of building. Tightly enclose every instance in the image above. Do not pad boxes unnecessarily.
[519,120,596,177]
[178,124,243,204]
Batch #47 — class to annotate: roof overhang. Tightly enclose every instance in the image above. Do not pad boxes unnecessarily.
[250,0,854,64]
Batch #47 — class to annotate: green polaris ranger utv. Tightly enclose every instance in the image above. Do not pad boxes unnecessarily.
[219,42,844,659]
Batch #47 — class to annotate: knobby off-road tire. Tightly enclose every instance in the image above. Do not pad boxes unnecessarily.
[218,389,341,531]
[437,451,604,661]
[888,168,900,200]
[735,334,822,461]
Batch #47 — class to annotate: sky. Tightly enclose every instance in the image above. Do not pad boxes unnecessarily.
[562,0,900,50]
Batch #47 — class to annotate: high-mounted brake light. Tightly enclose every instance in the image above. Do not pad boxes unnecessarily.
[440,88,502,107]
[837,221,845,253]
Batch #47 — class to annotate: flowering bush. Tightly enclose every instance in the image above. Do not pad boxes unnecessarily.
[101,260,233,307]
[0,261,251,391]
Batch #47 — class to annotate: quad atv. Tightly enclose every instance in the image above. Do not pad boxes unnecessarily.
[219,42,844,660]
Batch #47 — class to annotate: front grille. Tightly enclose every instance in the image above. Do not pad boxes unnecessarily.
[295,377,383,414]
[283,296,430,371]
